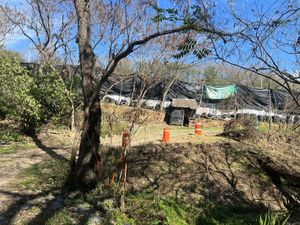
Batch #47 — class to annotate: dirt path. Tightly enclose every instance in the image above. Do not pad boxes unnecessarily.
[0,125,225,224]
[1,125,299,224]
[0,130,73,224]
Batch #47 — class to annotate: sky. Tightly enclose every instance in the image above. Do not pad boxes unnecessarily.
[2,0,31,58]
[1,0,299,74]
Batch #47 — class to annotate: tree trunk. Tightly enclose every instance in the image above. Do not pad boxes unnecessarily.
[70,100,75,131]
[73,0,101,188]
[160,73,180,111]
[75,97,101,187]
[130,75,136,106]
[67,95,76,131]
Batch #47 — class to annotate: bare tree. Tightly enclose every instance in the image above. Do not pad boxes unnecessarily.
[159,62,194,110]
[0,6,16,44]
[2,0,79,130]
[2,0,75,65]
[210,0,300,105]
[72,0,232,187]
[130,41,170,108]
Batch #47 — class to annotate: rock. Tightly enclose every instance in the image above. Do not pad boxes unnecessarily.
[28,193,55,206]
[29,196,46,205]
[149,177,155,183]
[75,202,92,213]
[51,196,64,210]
[68,191,81,199]
[20,204,30,210]
[108,219,117,225]
[45,193,55,201]
[87,212,103,225]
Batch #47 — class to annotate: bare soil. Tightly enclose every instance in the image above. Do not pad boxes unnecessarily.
[0,121,299,224]
[0,129,73,225]
[106,142,297,211]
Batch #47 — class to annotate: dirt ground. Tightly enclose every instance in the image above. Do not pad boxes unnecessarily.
[0,129,73,225]
[105,142,292,210]
[0,122,225,224]
[0,119,299,224]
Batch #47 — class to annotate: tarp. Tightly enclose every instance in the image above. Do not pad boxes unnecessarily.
[22,63,300,115]
[165,107,184,125]
[205,84,237,100]
[101,76,299,114]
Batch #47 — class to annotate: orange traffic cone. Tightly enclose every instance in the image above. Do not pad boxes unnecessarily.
[195,122,202,135]
[162,127,170,143]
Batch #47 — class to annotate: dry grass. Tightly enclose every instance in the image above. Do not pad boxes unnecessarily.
[1,106,299,224]
[103,141,296,212]
[101,119,227,146]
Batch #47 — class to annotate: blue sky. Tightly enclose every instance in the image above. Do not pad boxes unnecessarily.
[2,0,31,57]
[2,0,299,74]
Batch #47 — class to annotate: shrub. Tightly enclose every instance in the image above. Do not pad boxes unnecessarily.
[31,69,69,122]
[0,56,42,133]
[222,115,258,140]
[122,194,193,225]
[0,55,70,133]
[101,109,128,138]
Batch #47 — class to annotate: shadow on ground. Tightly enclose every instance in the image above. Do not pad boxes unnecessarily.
[1,140,299,224]
[30,134,68,162]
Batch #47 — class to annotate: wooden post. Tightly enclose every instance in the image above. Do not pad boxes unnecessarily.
[268,82,272,132]
[198,78,205,114]
[130,75,136,106]
[121,130,130,210]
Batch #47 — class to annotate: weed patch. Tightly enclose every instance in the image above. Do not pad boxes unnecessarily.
[0,145,16,154]
[17,159,69,193]
[117,194,194,225]
[45,209,75,225]
[0,143,34,154]
[0,130,26,143]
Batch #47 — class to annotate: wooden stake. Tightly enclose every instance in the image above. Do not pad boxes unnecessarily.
[121,154,128,210]
[120,130,130,210]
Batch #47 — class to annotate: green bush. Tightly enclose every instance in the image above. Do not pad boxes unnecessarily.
[196,202,259,225]
[45,209,75,225]
[0,54,70,133]
[0,56,42,132]
[31,69,69,122]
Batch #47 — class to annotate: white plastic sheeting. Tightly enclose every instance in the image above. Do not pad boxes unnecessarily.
[196,106,288,118]
[104,94,297,121]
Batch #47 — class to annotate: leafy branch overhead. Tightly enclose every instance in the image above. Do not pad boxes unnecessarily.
[152,5,215,60]
[174,38,211,59]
